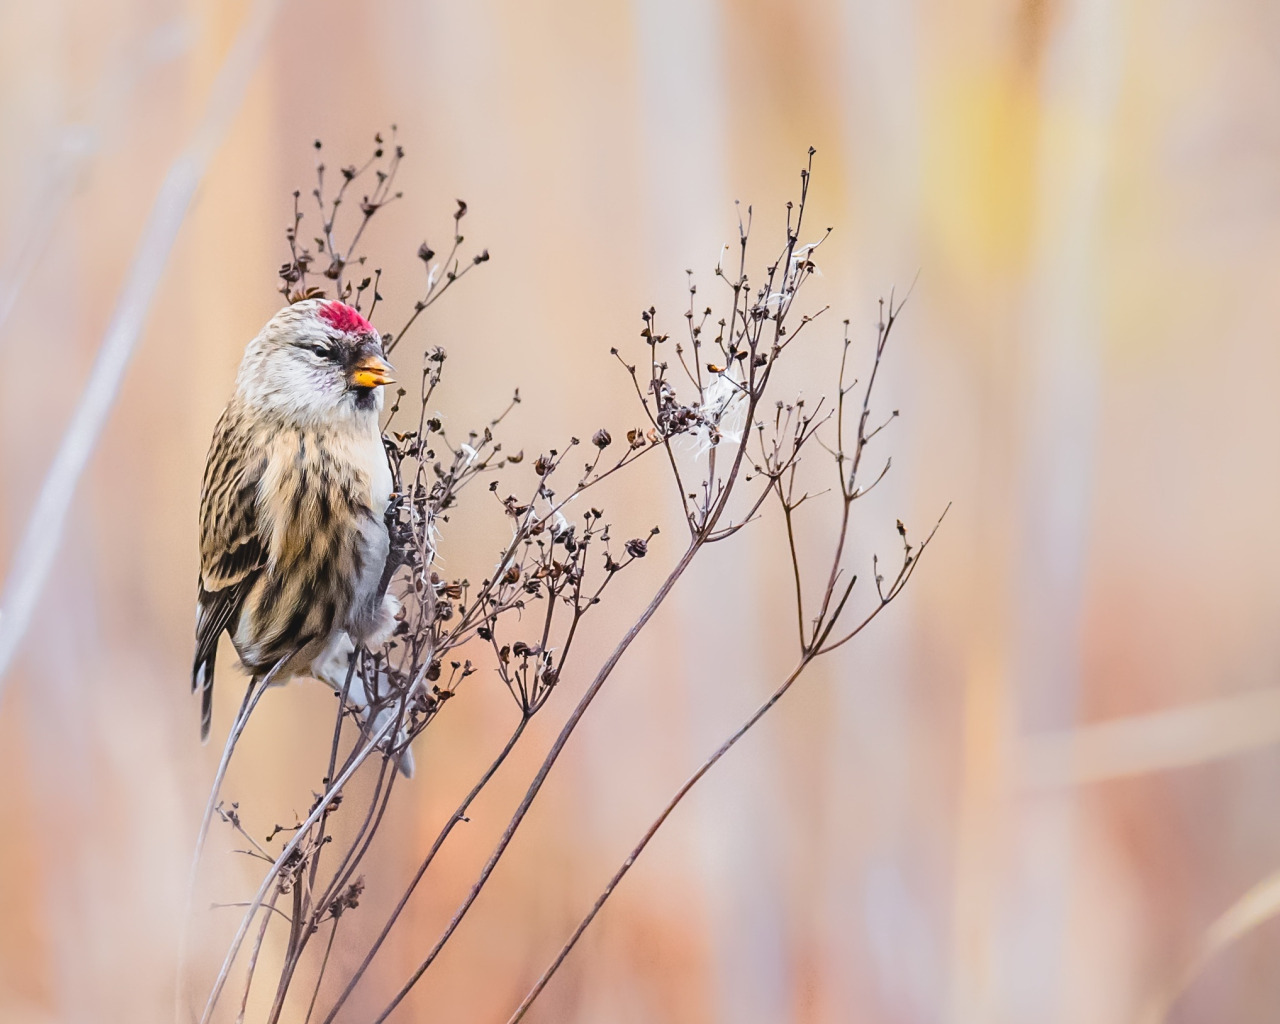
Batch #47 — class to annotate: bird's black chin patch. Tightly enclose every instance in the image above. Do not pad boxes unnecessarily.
[352,386,379,411]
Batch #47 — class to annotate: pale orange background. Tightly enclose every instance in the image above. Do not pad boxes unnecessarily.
[2,1,1279,1022]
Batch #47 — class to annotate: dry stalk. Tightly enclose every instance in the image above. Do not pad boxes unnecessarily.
[191,140,943,1024]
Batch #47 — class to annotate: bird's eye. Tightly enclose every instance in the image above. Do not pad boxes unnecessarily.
[303,342,337,360]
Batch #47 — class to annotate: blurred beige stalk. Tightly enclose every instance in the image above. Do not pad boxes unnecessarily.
[0,0,278,693]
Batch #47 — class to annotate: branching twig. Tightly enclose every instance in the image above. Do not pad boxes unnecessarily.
[502,299,948,1021]
[198,143,945,1024]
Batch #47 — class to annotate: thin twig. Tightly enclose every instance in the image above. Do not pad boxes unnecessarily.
[373,158,823,1021]
[322,715,531,1020]
[177,653,289,1022]
[199,703,411,1024]
[235,886,281,1024]
[505,507,948,1022]
[371,543,705,1023]
[303,918,340,1024]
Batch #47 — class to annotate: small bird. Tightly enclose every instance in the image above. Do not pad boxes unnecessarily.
[194,299,409,770]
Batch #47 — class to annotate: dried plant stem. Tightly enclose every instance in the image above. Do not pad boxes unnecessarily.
[250,650,407,1022]
[500,284,944,1020]
[323,714,532,1020]
[369,158,832,1021]
[505,521,944,1021]
[199,694,411,1024]
[311,753,397,919]
[177,656,286,1023]
[306,652,360,899]
[303,917,341,1024]
[200,145,934,1024]
[506,654,812,1023]
[371,542,704,1022]
[236,887,281,1024]
[266,868,307,1024]
[194,661,285,870]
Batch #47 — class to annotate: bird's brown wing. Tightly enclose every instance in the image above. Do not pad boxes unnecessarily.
[194,406,268,740]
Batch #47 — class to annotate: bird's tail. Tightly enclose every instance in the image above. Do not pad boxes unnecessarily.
[193,648,216,743]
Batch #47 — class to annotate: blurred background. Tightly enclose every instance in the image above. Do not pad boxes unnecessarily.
[3,0,1280,1021]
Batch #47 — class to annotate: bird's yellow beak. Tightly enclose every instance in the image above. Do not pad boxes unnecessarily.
[348,355,395,389]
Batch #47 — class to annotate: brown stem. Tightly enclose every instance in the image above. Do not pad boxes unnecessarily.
[321,715,531,1022]
[506,511,945,1021]
[265,866,305,1024]
[200,694,418,1023]
[371,541,705,1023]
[303,917,340,1024]
[505,654,812,1023]
[779,484,808,649]
[235,887,280,1024]
[307,651,360,900]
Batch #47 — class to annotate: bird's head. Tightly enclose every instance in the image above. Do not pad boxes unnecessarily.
[236,300,396,425]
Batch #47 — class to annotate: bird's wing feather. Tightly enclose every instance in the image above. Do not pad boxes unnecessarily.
[194,405,268,737]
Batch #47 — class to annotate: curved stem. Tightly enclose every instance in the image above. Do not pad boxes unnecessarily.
[506,505,948,1021]
[235,886,281,1024]
[371,542,703,1022]
[177,655,287,1022]
[505,655,810,1023]
[199,699,410,1024]
[304,917,340,1024]
[322,714,530,1022]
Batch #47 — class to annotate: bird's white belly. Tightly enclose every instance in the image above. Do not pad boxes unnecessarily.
[342,426,394,642]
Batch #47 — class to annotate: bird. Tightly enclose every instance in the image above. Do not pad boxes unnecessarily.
[194,298,412,773]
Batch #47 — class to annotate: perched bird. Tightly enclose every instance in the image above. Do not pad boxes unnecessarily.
[194,299,411,771]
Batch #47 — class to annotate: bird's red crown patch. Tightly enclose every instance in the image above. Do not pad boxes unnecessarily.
[319,301,374,335]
